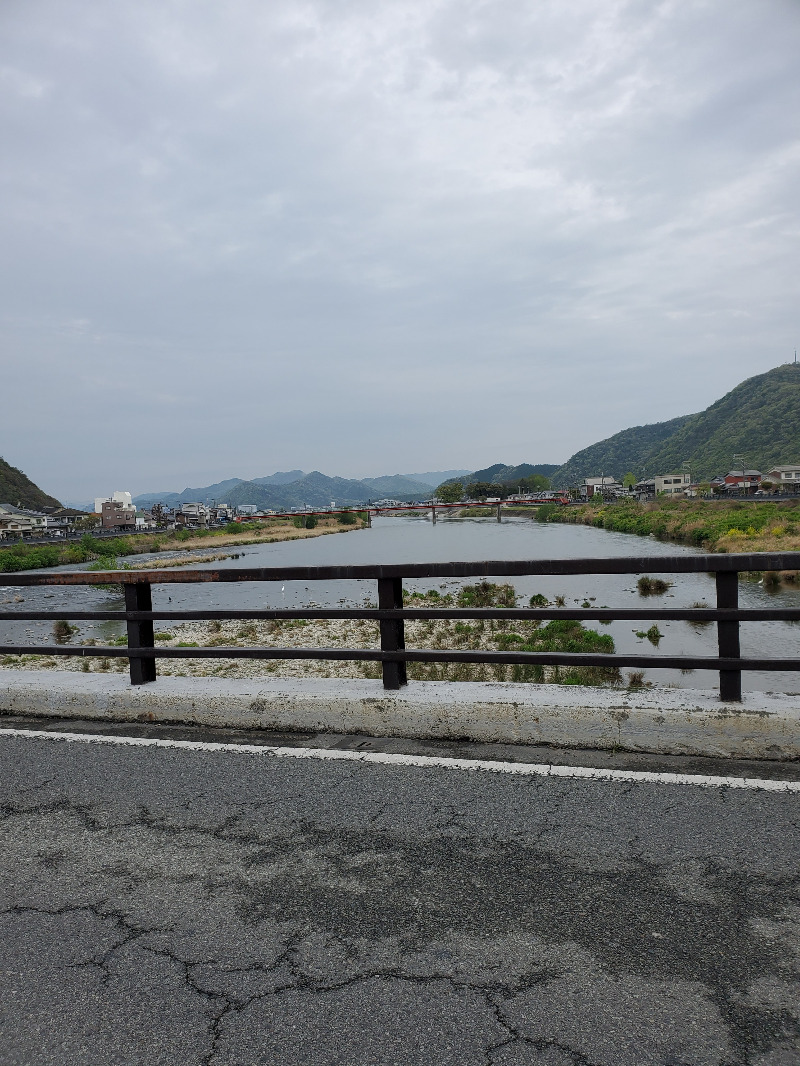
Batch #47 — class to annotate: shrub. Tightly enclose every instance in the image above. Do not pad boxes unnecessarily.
[338,510,357,525]
[529,593,550,607]
[637,576,672,596]
[52,619,76,643]
[645,625,662,646]
[458,582,517,608]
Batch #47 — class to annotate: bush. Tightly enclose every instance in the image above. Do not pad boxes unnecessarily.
[637,576,672,596]
[338,511,357,525]
[52,619,77,643]
[458,582,517,608]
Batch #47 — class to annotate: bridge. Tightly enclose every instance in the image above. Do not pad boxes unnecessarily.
[2,552,800,1062]
[237,496,571,524]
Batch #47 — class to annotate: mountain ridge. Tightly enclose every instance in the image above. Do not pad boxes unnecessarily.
[0,457,62,510]
[551,364,800,484]
[131,469,468,511]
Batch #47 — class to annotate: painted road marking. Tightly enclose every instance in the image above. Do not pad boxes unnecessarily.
[0,725,798,791]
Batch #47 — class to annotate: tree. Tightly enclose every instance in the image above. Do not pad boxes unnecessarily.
[623,472,637,490]
[436,481,464,503]
[518,474,550,493]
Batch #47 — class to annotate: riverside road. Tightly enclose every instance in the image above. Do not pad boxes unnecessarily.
[0,721,798,1066]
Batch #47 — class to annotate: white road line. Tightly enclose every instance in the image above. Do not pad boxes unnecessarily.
[0,725,798,791]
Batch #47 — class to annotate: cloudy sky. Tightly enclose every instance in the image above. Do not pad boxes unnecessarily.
[2,0,798,501]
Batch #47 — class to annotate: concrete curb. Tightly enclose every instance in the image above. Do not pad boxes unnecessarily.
[1,670,799,759]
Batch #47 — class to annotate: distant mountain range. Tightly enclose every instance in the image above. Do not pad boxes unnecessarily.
[132,470,473,511]
[9,365,799,517]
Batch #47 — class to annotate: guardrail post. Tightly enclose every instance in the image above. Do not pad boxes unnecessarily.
[378,577,407,689]
[125,580,156,685]
[716,571,741,701]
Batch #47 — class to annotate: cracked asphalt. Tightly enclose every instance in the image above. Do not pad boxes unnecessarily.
[0,726,798,1065]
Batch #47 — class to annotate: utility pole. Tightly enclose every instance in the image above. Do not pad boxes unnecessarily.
[733,454,746,496]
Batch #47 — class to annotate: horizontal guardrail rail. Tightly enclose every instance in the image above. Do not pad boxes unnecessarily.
[3,553,800,701]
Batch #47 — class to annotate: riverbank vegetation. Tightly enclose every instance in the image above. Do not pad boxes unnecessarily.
[546,497,800,553]
[0,514,368,573]
[2,583,629,688]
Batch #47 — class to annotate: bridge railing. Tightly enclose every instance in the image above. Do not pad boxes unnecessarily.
[2,553,800,701]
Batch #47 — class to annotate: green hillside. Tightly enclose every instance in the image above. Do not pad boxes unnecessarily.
[0,456,61,510]
[550,415,692,487]
[552,364,800,485]
[644,364,800,480]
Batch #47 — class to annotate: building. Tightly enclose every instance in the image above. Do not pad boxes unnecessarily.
[581,477,623,499]
[636,473,692,498]
[101,499,136,531]
[94,490,134,514]
[0,504,47,538]
[209,505,234,524]
[176,503,209,528]
[764,466,800,491]
[709,470,762,493]
[236,504,258,516]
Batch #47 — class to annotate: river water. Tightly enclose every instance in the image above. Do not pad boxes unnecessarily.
[3,514,800,692]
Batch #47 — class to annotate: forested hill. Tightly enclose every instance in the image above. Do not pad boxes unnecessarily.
[551,364,800,485]
[0,457,62,509]
[550,415,693,487]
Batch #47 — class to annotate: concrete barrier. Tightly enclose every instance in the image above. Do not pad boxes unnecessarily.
[1,669,799,759]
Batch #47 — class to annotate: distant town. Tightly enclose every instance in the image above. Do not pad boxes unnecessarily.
[3,463,800,542]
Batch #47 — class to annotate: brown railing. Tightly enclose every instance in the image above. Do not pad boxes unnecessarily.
[2,553,800,701]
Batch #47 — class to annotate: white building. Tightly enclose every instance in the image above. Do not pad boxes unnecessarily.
[765,466,800,488]
[94,490,134,514]
[581,477,623,499]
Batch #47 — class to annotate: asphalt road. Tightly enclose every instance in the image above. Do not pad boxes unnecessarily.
[0,721,798,1066]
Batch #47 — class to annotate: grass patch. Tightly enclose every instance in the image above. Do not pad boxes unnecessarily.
[637,576,672,596]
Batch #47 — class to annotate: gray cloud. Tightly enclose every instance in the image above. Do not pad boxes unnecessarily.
[1,0,798,499]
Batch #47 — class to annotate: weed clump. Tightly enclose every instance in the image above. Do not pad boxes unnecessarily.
[637,575,672,596]
[458,582,517,608]
[52,619,77,643]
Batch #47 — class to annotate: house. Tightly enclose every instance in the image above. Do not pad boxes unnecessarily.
[581,477,623,499]
[101,499,137,531]
[709,470,762,493]
[47,508,86,532]
[636,473,692,498]
[764,466,800,491]
[176,503,209,528]
[0,504,47,538]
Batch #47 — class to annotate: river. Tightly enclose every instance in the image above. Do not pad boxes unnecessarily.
[3,514,800,693]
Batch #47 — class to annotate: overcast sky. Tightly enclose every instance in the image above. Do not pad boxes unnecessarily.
[2,0,798,502]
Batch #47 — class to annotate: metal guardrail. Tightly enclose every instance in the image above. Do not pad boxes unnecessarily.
[2,553,800,701]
